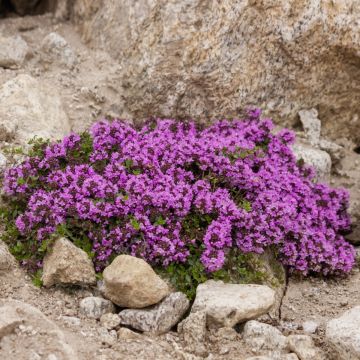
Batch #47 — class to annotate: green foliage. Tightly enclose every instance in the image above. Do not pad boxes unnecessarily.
[157,246,270,300]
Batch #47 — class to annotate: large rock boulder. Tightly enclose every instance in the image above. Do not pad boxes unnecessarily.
[102,255,169,308]
[326,306,360,360]
[0,300,76,359]
[0,35,28,69]
[118,292,189,334]
[42,237,96,287]
[191,280,275,328]
[0,75,70,144]
[69,0,360,142]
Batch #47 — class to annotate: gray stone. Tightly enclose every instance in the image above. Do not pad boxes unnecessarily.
[40,32,77,68]
[0,35,28,69]
[79,296,115,319]
[98,327,117,346]
[178,311,207,357]
[243,320,288,352]
[319,139,344,165]
[0,74,70,144]
[292,143,331,183]
[298,109,321,147]
[287,334,325,360]
[118,292,189,335]
[42,237,96,287]
[102,255,169,308]
[191,280,275,328]
[100,313,121,330]
[326,306,360,360]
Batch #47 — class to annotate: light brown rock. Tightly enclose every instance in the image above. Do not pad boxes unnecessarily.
[0,74,70,144]
[0,240,17,271]
[100,313,121,330]
[0,300,76,359]
[102,255,169,308]
[42,237,96,287]
[178,311,208,357]
[288,335,325,360]
[191,280,275,328]
[70,0,360,143]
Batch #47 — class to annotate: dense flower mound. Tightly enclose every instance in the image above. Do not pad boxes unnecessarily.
[2,110,355,275]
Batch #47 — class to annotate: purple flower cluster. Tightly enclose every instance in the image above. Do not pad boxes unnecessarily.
[3,111,355,275]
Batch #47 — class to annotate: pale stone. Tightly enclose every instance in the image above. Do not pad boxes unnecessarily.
[302,321,319,334]
[42,237,96,287]
[191,280,275,328]
[117,327,143,340]
[40,32,77,68]
[243,320,288,352]
[0,300,76,359]
[288,335,325,360]
[100,313,121,330]
[292,143,331,183]
[79,296,115,319]
[0,305,23,338]
[178,311,207,357]
[0,35,28,69]
[326,306,360,360]
[118,292,189,335]
[298,109,321,146]
[0,240,16,271]
[102,255,169,308]
[0,75,70,144]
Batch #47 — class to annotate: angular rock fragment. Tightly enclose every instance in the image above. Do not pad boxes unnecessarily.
[42,237,96,287]
[0,35,28,69]
[79,296,115,319]
[118,292,189,335]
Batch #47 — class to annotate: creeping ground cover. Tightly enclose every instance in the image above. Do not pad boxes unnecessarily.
[0,110,355,294]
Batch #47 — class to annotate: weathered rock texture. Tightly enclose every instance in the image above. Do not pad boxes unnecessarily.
[0,241,16,271]
[67,0,360,142]
[102,255,169,308]
[0,35,28,69]
[0,300,76,359]
[191,280,275,328]
[79,296,115,319]
[0,74,70,144]
[326,306,360,360]
[118,292,189,334]
[42,237,96,287]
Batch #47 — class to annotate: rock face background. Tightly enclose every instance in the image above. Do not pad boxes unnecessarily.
[67,0,360,142]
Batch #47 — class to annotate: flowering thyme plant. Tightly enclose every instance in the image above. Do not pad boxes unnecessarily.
[0,110,355,290]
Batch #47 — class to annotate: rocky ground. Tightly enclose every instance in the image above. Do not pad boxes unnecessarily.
[1,7,360,360]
